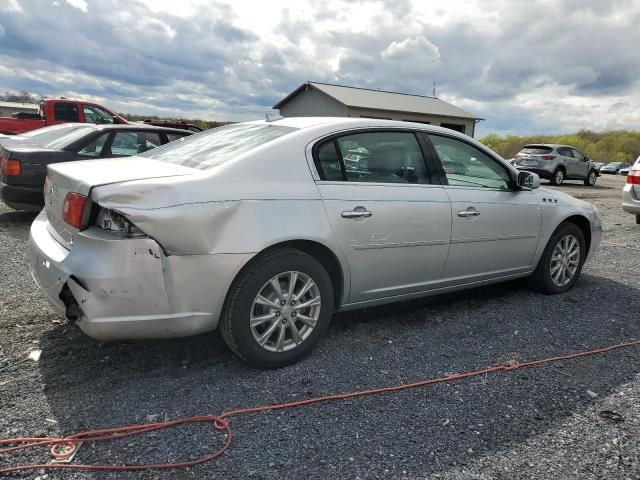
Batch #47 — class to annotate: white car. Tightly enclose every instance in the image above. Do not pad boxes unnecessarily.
[28,118,603,367]
[622,155,640,224]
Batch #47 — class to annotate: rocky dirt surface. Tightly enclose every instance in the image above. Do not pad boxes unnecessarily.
[0,174,638,479]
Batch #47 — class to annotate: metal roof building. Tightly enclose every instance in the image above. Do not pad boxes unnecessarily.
[273,82,483,137]
[0,101,39,118]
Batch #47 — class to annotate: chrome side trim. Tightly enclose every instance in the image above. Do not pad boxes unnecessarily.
[451,233,538,244]
[353,239,450,250]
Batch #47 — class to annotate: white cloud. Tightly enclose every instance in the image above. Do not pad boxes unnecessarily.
[381,36,440,62]
[65,0,87,12]
[0,0,639,134]
[0,0,24,13]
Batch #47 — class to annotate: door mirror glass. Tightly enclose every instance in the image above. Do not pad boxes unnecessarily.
[518,171,540,190]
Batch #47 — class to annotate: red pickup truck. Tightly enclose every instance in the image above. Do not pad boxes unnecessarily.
[0,99,129,135]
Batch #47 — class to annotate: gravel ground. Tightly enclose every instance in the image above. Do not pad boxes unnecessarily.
[0,174,638,479]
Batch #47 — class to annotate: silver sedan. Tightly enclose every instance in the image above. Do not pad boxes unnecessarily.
[29,118,603,367]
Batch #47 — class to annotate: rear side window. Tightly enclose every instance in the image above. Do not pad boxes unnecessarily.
[519,146,553,155]
[315,131,429,184]
[109,131,160,156]
[76,132,110,157]
[54,103,79,122]
[142,123,297,169]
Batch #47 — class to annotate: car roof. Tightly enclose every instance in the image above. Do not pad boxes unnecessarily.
[80,123,192,134]
[523,144,576,149]
[245,116,472,138]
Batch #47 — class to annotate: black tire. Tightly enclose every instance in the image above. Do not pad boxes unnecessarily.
[636,215,640,225]
[528,222,586,294]
[584,169,597,186]
[550,168,565,186]
[219,248,334,368]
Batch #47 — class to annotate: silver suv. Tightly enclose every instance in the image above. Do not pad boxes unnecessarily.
[514,144,599,186]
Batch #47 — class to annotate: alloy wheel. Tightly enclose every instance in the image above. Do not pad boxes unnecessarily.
[549,234,580,287]
[250,271,321,352]
[555,170,564,185]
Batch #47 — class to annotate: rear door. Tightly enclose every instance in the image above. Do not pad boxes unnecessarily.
[425,133,542,282]
[312,129,452,303]
[558,147,579,178]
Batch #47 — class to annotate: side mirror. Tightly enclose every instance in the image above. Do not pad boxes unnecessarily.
[517,171,540,190]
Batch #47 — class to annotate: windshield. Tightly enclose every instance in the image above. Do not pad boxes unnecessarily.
[141,123,298,169]
[42,126,95,149]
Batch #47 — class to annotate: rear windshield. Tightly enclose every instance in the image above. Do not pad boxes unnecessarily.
[141,123,298,169]
[19,124,89,144]
[42,126,95,149]
[519,146,553,155]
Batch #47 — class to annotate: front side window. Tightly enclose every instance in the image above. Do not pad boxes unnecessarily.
[571,148,584,161]
[142,123,297,169]
[54,102,79,122]
[315,131,429,184]
[83,105,115,124]
[429,134,510,189]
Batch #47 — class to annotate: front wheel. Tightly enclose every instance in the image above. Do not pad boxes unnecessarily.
[584,170,597,186]
[529,223,586,294]
[220,248,334,368]
[550,168,565,186]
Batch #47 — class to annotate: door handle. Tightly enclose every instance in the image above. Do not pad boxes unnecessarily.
[341,208,373,219]
[457,208,480,218]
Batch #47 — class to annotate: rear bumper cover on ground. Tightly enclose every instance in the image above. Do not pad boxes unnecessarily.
[29,210,253,340]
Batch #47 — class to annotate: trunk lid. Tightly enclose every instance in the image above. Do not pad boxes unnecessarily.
[44,157,196,248]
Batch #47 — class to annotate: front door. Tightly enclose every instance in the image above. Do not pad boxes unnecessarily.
[570,147,589,178]
[425,134,542,282]
[312,130,452,303]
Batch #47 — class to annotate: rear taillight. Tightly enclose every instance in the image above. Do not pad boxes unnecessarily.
[541,155,557,161]
[62,192,88,228]
[626,170,640,185]
[0,156,21,176]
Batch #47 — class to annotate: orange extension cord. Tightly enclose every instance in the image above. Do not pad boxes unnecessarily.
[1,338,639,475]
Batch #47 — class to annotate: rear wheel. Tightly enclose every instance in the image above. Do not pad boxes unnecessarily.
[529,223,586,294]
[584,169,597,186]
[220,248,334,368]
[550,168,565,186]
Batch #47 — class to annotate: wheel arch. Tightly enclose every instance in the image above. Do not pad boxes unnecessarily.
[225,239,348,310]
[560,215,592,256]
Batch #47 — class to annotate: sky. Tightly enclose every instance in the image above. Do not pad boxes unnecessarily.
[0,0,639,136]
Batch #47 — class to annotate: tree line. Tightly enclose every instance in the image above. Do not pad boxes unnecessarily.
[480,130,640,164]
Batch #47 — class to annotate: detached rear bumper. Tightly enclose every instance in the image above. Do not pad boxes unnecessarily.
[29,210,252,340]
[0,181,43,211]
